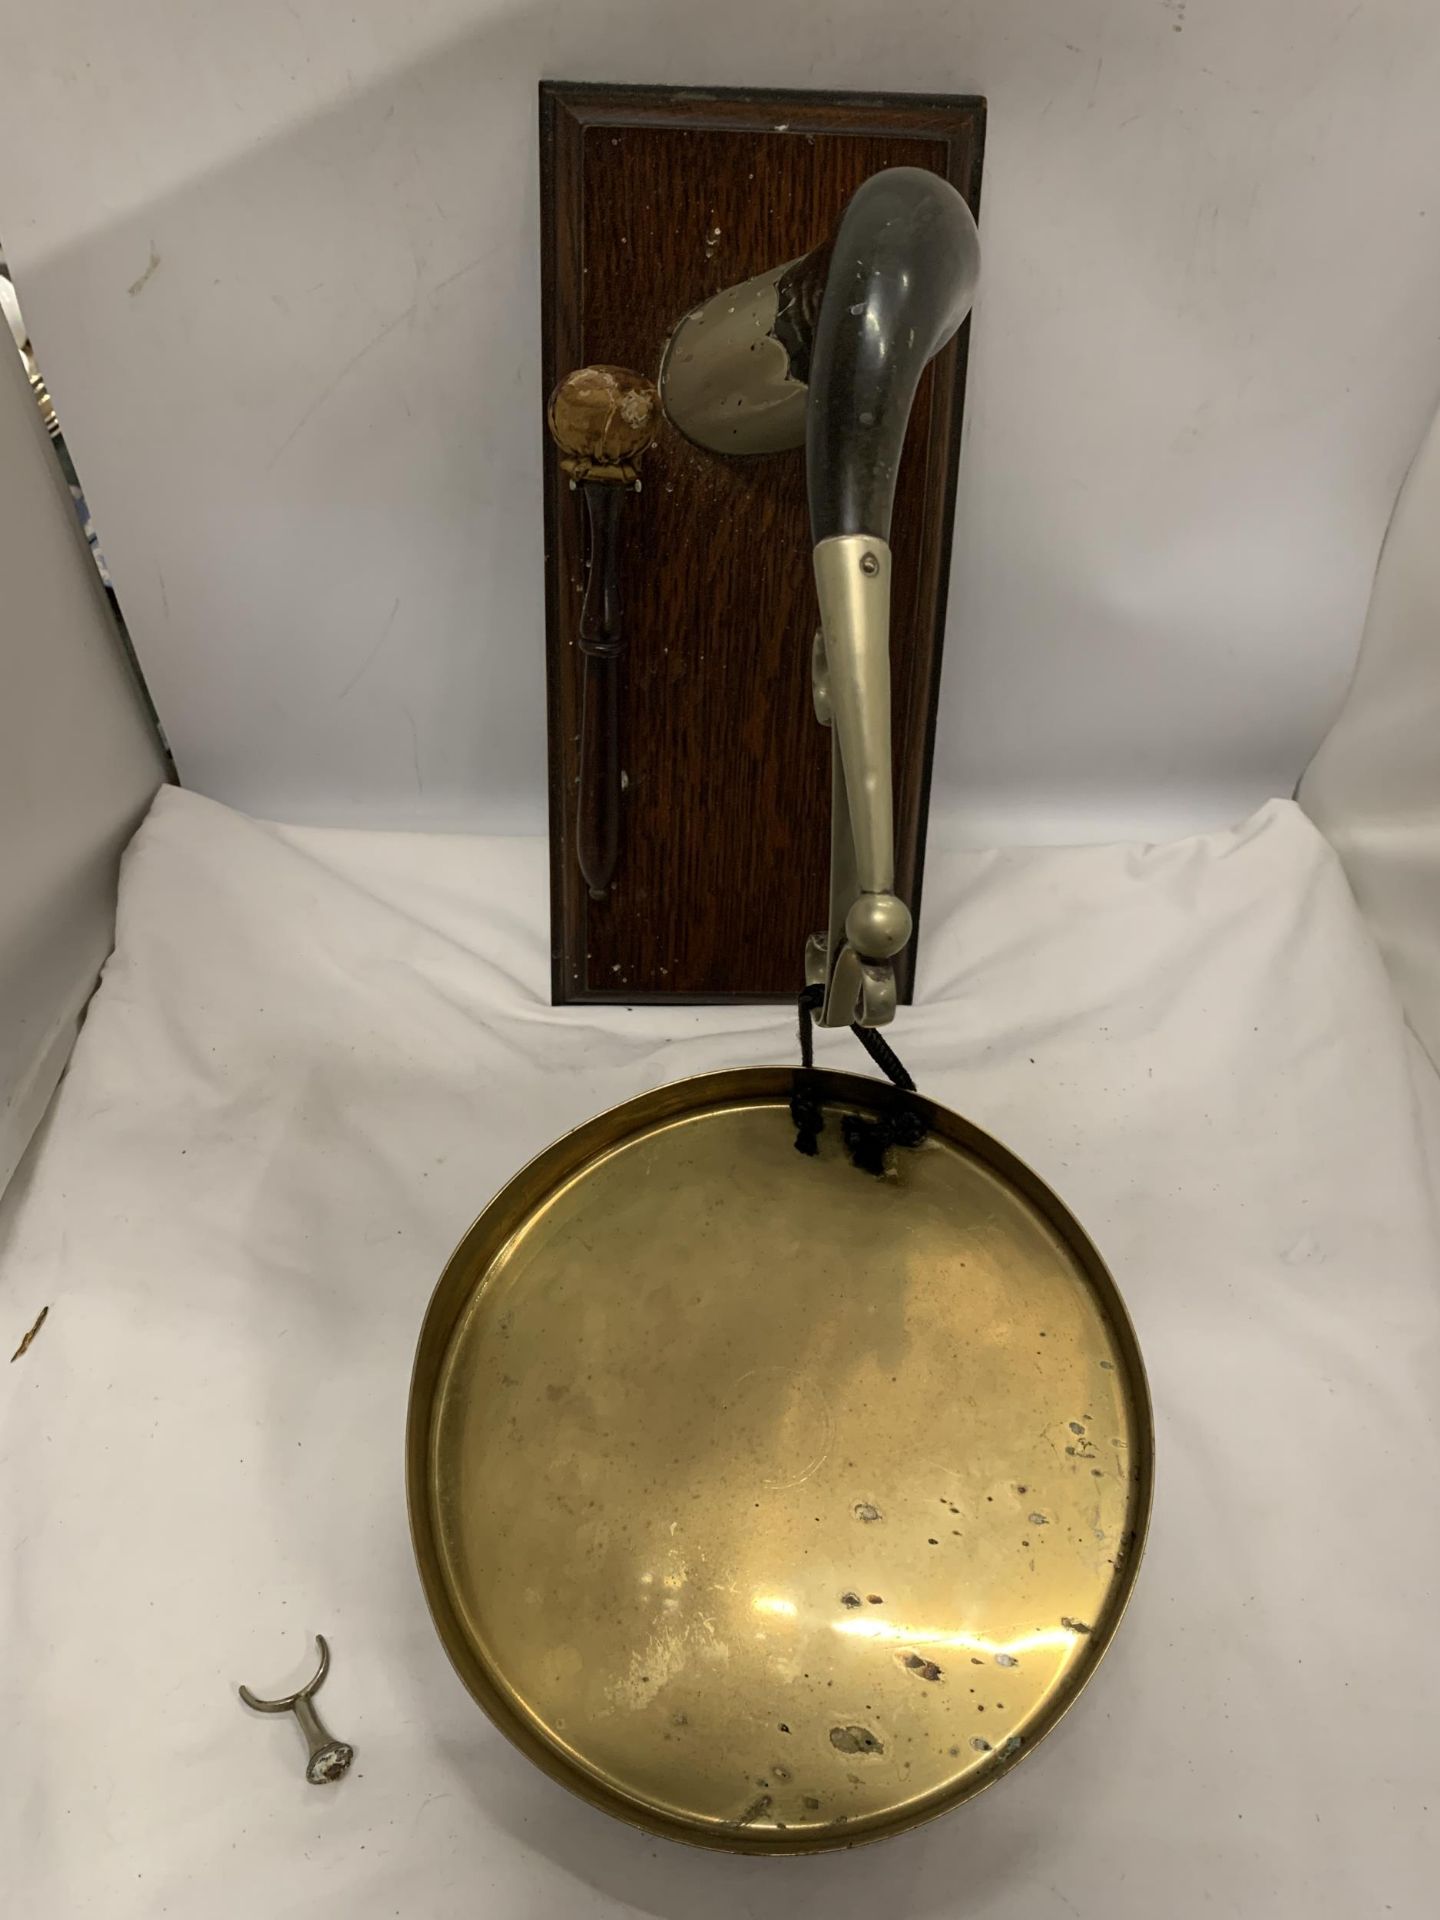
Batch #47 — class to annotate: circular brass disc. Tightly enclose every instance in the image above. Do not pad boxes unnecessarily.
[407,1069,1152,1852]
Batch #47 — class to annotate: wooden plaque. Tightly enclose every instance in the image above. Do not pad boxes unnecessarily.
[540,82,985,1004]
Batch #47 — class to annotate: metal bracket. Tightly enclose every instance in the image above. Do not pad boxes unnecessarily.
[808,535,912,1027]
[239,1633,355,1784]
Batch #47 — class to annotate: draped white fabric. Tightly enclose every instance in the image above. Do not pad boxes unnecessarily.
[2,787,1436,1918]
[1302,395,1440,1072]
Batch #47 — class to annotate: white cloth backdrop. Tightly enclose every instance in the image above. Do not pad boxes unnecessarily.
[4,0,1440,840]
[1302,394,1440,1070]
[2,787,1436,1918]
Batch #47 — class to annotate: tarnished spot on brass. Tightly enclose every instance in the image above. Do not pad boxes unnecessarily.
[830,1724,885,1755]
[407,1067,1153,1853]
[900,1652,944,1683]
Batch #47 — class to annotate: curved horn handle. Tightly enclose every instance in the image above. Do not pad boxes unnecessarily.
[806,167,978,544]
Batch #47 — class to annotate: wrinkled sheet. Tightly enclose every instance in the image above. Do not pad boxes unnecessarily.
[2,788,1437,1920]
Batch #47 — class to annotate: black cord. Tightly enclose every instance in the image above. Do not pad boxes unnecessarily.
[848,1020,916,1092]
[790,985,928,1173]
[790,985,826,1155]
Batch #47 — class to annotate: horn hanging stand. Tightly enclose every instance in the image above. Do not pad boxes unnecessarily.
[408,93,1153,1854]
[540,84,985,1008]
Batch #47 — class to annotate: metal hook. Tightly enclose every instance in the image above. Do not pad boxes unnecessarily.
[239,1633,355,1784]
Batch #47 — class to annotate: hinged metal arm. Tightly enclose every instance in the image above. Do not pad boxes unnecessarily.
[807,537,911,1027]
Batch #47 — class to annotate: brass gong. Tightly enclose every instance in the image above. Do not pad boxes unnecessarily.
[406,1067,1153,1852]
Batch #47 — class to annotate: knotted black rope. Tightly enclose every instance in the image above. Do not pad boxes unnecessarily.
[848,1021,916,1093]
[791,985,929,1175]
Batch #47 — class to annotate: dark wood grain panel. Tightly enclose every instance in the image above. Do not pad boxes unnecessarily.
[541,83,985,1004]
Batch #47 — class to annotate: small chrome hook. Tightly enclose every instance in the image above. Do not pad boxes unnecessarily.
[239,1633,355,1784]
